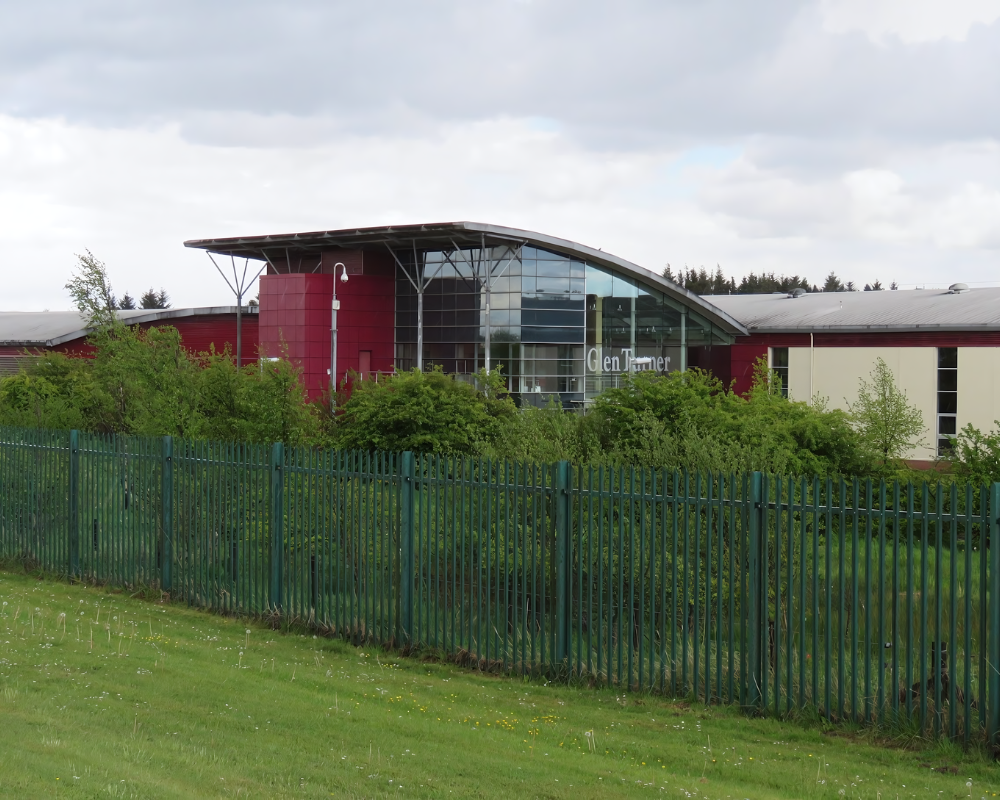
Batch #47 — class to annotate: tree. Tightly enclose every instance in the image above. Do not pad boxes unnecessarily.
[848,358,925,464]
[333,366,516,454]
[844,281,857,291]
[736,272,813,294]
[140,288,170,309]
[864,280,883,291]
[663,264,834,296]
[118,292,136,310]
[662,264,735,294]
[890,281,899,290]
[823,272,845,292]
[65,250,120,330]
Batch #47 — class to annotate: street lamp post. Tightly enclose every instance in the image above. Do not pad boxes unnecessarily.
[330,262,348,401]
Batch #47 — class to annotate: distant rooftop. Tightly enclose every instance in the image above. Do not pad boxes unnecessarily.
[0,307,252,347]
[704,287,1000,332]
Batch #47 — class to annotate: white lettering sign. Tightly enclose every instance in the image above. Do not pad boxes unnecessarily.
[586,347,672,375]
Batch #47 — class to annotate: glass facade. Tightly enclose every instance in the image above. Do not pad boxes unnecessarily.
[395,244,733,406]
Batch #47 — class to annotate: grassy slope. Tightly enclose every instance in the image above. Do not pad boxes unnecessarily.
[0,570,996,799]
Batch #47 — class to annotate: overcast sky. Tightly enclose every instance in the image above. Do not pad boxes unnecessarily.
[2,0,998,310]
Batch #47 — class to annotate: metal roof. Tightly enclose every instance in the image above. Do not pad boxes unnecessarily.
[184,221,748,336]
[704,288,1000,332]
[0,307,251,347]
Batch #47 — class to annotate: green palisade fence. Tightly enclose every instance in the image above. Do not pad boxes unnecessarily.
[2,425,1000,745]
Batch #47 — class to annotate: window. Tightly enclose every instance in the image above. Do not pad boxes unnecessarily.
[771,347,789,398]
[937,348,958,456]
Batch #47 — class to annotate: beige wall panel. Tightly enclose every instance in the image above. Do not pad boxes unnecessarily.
[958,348,1000,435]
[786,347,812,401]
[789,347,937,460]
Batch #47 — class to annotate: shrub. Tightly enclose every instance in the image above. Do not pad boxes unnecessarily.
[332,367,516,455]
[950,422,1000,486]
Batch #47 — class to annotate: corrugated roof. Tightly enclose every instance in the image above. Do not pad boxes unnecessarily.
[704,288,1000,332]
[185,221,748,336]
[0,307,251,347]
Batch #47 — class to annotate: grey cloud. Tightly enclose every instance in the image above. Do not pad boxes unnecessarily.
[1,0,997,149]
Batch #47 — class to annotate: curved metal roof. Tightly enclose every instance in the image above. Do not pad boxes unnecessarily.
[184,221,747,336]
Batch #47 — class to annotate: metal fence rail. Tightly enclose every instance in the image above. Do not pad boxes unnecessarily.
[1,425,999,745]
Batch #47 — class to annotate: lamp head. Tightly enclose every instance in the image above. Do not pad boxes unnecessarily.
[341,270,349,283]
[334,262,349,283]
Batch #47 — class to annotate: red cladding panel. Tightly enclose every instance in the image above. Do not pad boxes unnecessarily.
[729,343,769,396]
[259,273,334,397]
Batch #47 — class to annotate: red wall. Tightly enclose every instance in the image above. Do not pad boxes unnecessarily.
[259,273,334,399]
[335,267,395,392]
[163,315,259,366]
[0,314,258,366]
[258,250,395,400]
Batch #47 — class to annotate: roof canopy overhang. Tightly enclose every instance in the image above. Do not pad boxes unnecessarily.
[185,221,748,336]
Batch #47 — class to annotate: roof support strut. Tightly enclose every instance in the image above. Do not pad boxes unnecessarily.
[206,253,266,368]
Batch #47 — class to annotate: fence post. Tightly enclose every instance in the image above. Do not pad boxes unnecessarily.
[399,451,415,646]
[989,483,1000,747]
[161,436,173,593]
[746,471,764,711]
[68,430,80,579]
[555,460,571,666]
[269,441,284,613]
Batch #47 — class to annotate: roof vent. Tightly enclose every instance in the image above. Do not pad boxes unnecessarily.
[787,288,807,299]
[948,283,970,294]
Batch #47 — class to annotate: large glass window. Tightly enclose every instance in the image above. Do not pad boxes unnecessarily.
[584,263,701,398]
[938,348,958,456]
[770,347,789,398]
[394,244,732,406]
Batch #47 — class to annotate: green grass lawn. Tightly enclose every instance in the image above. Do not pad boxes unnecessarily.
[0,570,996,799]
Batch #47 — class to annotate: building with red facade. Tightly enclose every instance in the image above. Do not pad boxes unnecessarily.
[0,307,257,375]
[185,221,747,406]
[705,287,1000,461]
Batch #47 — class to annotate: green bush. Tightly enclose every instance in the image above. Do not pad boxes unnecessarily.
[586,360,874,477]
[949,422,1000,486]
[331,367,516,454]
[0,326,897,480]
[0,326,324,447]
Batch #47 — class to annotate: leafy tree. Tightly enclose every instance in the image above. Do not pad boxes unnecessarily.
[847,358,925,465]
[0,328,323,445]
[195,347,322,446]
[65,251,120,330]
[118,292,136,310]
[583,360,871,476]
[332,366,516,454]
[864,280,883,291]
[822,272,845,292]
[0,353,94,431]
[948,423,1000,485]
[140,288,170,309]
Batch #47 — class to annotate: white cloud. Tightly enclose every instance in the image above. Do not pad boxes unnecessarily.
[821,0,1000,43]
[700,146,1000,273]
[1,2,999,308]
[2,112,998,313]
